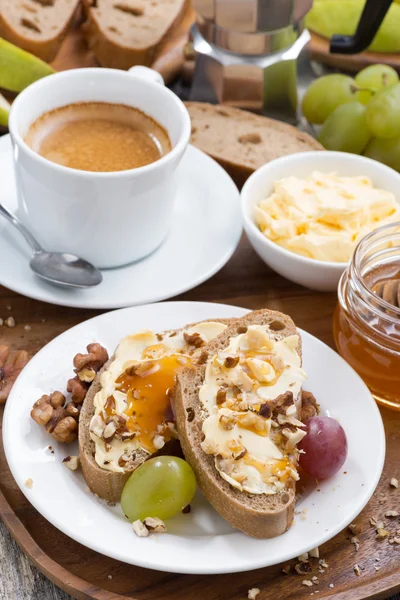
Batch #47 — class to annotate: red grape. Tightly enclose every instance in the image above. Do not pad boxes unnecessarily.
[298,416,348,480]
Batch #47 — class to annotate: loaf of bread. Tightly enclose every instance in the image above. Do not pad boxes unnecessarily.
[0,0,81,62]
[186,102,323,188]
[174,309,303,539]
[82,0,187,70]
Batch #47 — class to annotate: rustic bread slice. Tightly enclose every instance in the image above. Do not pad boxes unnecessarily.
[185,102,323,188]
[0,0,81,62]
[81,0,186,70]
[79,318,235,503]
[174,309,303,538]
[79,353,143,503]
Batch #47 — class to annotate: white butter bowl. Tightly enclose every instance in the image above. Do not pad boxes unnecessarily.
[241,151,400,292]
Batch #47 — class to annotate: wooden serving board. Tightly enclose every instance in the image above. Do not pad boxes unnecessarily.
[49,3,195,84]
[1,236,400,600]
[309,32,400,74]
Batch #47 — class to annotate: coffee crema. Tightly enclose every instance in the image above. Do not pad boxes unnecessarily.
[24,102,172,172]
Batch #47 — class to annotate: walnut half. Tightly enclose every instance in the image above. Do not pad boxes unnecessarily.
[0,345,29,405]
[31,342,108,443]
[31,393,79,443]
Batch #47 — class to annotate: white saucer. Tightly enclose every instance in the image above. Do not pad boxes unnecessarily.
[0,136,241,309]
[3,302,385,575]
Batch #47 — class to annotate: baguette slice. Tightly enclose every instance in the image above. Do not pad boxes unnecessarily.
[81,0,186,70]
[174,309,303,539]
[186,102,323,188]
[0,0,81,62]
[79,319,234,503]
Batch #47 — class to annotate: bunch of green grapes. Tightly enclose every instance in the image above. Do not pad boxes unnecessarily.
[302,65,400,171]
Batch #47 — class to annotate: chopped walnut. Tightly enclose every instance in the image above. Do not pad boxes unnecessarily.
[353,564,361,577]
[282,426,307,450]
[216,387,227,405]
[73,343,108,371]
[348,523,361,535]
[319,559,329,569]
[258,403,272,418]
[183,331,205,348]
[0,346,29,404]
[376,528,389,540]
[384,510,399,517]
[67,376,89,404]
[302,580,313,587]
[196,350,209,365]
[132,519,149,537]
[351,536,360,552]
[153,434,165,449]
[90,415,105,438]
[309,547,319,558]
[143,517,167,533]
[300,390,319,422]
[69,343,108,399]
[31,392,78,443]
[103,420,117,442]
[52,415,78,443]
[224,356,240,369]
[219,413,237,431]
[62,456,80,471]
[295,561,312,575]
[390,477,399,488]
[65,403,80,418]
[247,588,260,600]
[76,367,96,383]
[238,411,267,434]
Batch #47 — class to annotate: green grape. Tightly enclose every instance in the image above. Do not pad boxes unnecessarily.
[121,456,197,522]
[355,64,399,105]
[302,74,356,124]
[363,136,400,172]
[365,83,400,139]
[317,102,371,154]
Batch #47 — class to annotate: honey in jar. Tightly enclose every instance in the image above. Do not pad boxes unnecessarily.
[333,222,400,411]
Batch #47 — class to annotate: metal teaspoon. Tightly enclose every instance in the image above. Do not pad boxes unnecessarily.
[0,204,102,288]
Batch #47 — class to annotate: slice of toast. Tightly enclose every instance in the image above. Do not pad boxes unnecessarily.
[81,0,186,70]
[0,0,81,62]
[185,102,323,188]
[79,319,234,503]
[174,309,306,539]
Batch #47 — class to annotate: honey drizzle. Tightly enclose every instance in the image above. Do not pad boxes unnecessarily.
[115,355,192,452]
[243,455,293,483]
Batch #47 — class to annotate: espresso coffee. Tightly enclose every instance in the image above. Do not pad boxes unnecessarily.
[24,102,172,172]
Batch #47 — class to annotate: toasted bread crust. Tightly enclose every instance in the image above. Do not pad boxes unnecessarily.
[174,309,302,538]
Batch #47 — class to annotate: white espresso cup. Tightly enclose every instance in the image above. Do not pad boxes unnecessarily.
[8,67,191,269]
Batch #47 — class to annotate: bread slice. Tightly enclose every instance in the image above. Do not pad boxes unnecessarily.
[79,319,234,503]
[81,0,186,70]
[174,309,304,538]
[186,102,323,188]
[0,0,81,62]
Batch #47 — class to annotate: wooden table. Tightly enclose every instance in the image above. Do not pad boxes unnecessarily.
[1,235,400,600]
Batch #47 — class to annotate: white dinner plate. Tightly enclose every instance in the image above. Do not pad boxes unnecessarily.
[0,136,241,309]
[3,301,385,575]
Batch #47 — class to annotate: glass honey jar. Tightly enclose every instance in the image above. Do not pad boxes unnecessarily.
[333,222,400,411]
